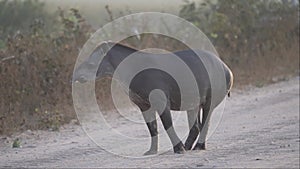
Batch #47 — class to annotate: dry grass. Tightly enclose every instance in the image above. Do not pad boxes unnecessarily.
[0,7,299,135]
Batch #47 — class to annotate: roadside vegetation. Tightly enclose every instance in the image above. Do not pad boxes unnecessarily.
[0,0,298,135]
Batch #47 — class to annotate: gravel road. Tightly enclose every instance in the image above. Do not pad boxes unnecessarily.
[1,77,299,168]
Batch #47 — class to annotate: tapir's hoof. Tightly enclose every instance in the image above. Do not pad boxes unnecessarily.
[143,149,157,156]
[174,142,186,154]
[193,143,206,150]
[184,142,193,150]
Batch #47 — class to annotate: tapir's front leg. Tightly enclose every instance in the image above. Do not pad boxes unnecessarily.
[142,111,158,155]
[159,107,185,154]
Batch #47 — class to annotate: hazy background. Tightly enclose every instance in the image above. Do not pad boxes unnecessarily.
[0,0,298,135]
[43,0,187,28]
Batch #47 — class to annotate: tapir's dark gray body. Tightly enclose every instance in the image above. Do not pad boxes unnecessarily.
[73,42,233,155]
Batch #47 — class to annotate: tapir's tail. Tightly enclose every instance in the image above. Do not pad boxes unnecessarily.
[224,64,234,97]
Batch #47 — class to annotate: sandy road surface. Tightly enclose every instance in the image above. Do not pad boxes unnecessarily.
[0,77,299,168]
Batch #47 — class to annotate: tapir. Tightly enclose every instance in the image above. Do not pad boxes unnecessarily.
[73,42,233,155]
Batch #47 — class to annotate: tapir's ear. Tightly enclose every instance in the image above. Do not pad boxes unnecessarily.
[102,41,113,52]
[111,42,138,51]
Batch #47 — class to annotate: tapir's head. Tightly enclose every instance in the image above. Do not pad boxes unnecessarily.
[72,42,115,83]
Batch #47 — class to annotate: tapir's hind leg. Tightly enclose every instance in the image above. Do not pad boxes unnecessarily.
[142,111,158,155]
[194,104,212,150]
[159,107,185,154]
[184,107,200,150]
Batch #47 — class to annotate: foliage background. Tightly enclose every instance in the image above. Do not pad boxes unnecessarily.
[0,0,299,135]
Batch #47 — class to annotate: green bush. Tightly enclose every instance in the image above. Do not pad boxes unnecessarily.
[0,0,53,43]
[179,0,299,85]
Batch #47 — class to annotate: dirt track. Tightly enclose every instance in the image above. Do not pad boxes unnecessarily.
[1,77,299,168]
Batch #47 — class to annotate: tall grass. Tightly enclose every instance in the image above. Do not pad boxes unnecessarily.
[0,8,90,134]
